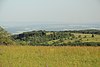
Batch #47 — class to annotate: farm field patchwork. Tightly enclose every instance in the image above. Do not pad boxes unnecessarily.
[0,46,100,67]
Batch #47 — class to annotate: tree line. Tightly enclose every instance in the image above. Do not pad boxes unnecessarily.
[12,30,74,46]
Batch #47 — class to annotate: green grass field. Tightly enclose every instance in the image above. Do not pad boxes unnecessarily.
[0,46,100,67]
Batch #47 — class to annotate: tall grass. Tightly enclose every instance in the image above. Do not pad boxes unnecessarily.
[0,46,100,67]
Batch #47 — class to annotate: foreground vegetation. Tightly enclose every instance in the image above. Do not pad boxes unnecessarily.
[0,46,100,67]
[0,26,15,45]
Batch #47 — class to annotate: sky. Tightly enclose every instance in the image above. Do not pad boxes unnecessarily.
[0,0,100,27]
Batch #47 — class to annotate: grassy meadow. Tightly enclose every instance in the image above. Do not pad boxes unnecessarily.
[63,33,100,43]
[73,33,100,42]
[0,46,100,67]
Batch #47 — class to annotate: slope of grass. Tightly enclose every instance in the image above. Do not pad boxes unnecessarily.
[0,46,100,67]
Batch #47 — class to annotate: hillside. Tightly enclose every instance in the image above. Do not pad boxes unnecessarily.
[0,26,100,46]
[12,30,100,46]
[12,31,74,46]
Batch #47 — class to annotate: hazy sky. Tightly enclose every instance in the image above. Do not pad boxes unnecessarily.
[0,0,100,27]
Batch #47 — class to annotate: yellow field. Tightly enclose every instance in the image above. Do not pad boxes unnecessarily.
[63,33,100,43]
[73,33,100,42]
[0,46,100,67]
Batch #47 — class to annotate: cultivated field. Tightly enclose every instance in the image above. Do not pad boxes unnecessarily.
[0,46,100,67]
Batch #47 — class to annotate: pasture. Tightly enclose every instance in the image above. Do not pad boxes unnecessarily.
[0,46,100,67]
[63,33,100,43]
